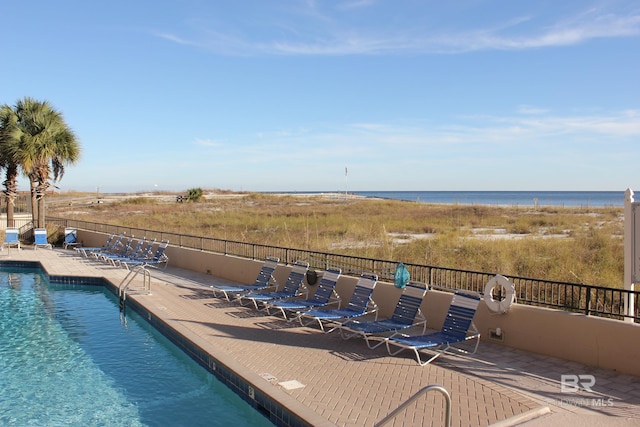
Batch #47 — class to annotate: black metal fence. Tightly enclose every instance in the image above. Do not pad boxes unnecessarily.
[47,216,640,322]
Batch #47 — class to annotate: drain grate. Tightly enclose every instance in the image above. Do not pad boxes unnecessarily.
[278,380,305,390]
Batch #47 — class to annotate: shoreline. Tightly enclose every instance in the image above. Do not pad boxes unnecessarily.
[51,190,624,210]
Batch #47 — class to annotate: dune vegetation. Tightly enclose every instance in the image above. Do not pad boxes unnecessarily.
[48,192,625,288]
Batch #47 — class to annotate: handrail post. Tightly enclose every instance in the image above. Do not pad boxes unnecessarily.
[374,384,451,427]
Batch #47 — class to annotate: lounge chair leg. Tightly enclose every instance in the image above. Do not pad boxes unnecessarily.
[414,349,445,366]
[365,336,387,349]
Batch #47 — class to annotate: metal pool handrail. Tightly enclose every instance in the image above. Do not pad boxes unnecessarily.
[374,384,451,427]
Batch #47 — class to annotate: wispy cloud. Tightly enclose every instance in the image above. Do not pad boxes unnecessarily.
[152,4,640,56]
[197,110,640,167]
[152,31,199,47]
[517,105,550,115]
[194,138,223,147]
[336,0,377,11]
[451,10,640,52]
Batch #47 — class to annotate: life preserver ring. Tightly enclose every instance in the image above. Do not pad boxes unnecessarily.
[484,274,516,314]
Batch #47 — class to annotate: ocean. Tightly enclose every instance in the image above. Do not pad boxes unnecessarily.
[350,191,625,207]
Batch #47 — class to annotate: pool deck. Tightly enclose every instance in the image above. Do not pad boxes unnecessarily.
[9,248,640,426]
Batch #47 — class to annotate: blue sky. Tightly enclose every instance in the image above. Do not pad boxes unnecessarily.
[2,1,639,193]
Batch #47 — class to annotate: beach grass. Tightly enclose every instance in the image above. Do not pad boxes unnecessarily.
[49,192,624,288]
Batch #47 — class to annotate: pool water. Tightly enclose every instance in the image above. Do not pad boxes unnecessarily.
[0,269,274,426]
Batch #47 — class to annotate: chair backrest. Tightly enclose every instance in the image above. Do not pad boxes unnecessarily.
[127,237,147,257]
[345,273,378,313]
[34,229,48,244]
[390,282,428,326]
[281,261,309,294]
[150,240,169,262]
[441,291,481,339]
[138,238,156,259]
[106,233,125,251]
[64,228,77,245]
[5,227,18,243]
[253,257,280,286]
[116,235,136,255]
[310,268,342,303]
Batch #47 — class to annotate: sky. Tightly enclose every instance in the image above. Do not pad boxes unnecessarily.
[1,1,639,193]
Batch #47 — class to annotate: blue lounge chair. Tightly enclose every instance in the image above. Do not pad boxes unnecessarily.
[3,227,21,252]
[89,234,135,261]
[100,237,149,265]
[77,233,121,257]
[237,261,310,310]
[111,239,156,267]
[210,257,280,301]
[297,273,378,333]
[34,228,52,250]
[385,291,481,366]
[63,227,79,249]
[266,268,342,319]
[338,281,428,349]
[121,240,169,270]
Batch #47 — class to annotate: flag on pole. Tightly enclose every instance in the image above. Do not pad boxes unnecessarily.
[345,166,348,176]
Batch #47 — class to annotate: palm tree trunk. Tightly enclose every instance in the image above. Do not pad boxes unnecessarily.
[37,196,46,228]
[30,178,38,228]
[3,165,19,228]
[5,196,14,227]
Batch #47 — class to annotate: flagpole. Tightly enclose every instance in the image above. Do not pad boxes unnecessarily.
[344,166,348,201]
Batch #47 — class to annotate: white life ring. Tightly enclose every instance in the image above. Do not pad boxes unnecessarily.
[484,274,516,314]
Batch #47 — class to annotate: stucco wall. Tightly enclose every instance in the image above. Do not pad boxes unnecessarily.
[75,230,640,376]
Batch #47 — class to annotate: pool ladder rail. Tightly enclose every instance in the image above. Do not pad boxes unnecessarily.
[374,385,451,427]
[118,265,152,311]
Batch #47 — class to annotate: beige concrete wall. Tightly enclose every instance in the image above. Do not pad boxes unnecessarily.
[75,230,640,376]
[474,301,640,376]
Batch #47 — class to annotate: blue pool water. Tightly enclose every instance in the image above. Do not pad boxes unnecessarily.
[0,268,274,427]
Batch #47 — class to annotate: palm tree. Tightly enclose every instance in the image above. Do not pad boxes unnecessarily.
[186,187,204,202]
[0,105,21,227]
[0,97,80,228]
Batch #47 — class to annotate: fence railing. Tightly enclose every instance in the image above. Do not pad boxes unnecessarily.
[47,216,640,322]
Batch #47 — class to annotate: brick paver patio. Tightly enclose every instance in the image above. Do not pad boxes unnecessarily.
[7,248,640,426]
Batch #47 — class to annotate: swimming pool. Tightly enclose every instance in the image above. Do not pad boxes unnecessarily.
[0,268,274,426]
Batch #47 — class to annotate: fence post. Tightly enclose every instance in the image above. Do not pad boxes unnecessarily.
[624,188,637,322]
[584,286,591,316]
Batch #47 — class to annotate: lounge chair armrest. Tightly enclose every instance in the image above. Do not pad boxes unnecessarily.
[367,297,379,320]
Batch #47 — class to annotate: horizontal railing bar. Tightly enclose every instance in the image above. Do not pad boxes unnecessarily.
[46,216,640,322]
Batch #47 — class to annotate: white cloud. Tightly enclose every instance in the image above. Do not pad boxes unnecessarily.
[517,105,549,115]
[337,0,377,11]
[152,5,640,56]
[194,138,223,147]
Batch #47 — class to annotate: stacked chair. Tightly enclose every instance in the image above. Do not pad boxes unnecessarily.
[76,233,169,271]
[99,237,154,266]
[77,233,122,258]
[119,240,169,270]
